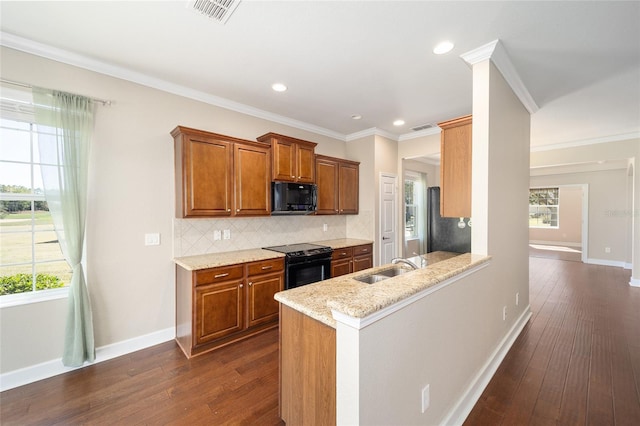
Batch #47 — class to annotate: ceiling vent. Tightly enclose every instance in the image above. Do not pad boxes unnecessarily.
[187,0,241,24]
[411,123,434,132]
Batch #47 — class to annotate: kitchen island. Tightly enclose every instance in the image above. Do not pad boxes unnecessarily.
[275,251,491,425]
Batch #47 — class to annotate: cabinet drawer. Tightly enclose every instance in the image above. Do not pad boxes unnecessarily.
[331,247,353,260]
[247,258,284,276]
[195,265,244,286]
[353,244,372,256]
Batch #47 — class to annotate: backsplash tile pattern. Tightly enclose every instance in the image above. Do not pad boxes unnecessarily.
[346,210,373,240]
[174,215,348,257]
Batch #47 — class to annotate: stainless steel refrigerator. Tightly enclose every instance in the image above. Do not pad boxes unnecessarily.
[426,186,471,253]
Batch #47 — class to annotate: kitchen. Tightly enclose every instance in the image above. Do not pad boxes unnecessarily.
[1,2,639,425]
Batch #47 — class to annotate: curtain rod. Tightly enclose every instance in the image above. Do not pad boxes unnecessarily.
[0,78,112,106]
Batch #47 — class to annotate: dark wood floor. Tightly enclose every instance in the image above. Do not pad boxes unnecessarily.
[1,257,638,425]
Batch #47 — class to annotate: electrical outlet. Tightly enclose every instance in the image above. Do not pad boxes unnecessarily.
[144,233,160,246]
[502,306,507,321]
[323,223,328,232]
[516,292,519,306]
[213,230,221,241]
[421,384,430,413]
[605,247,611,253]
[223,229,231,240]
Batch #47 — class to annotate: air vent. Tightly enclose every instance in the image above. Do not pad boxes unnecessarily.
[411,123,434,132]
[188,0,241,24]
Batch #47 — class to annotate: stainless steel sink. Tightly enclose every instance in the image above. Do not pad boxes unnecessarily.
[353,267,410,284]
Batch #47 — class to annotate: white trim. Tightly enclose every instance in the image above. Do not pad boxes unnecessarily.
[530,132,640,152]
[630,277,640,287]
[440,306,532,426]
[460,39,538,114]
[625,263,633,270]
[0,327,175,391]
[345,127,398,142]
[0,286,68,308]
[331,262,491,330]
[586,258,627,268]
[528,240,582,248]
[0,31,346,142]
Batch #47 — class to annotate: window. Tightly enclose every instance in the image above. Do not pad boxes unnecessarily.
[0,116,71,300]
[529,187,559,228]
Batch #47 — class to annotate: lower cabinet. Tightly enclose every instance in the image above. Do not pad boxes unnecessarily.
[176,258,284,358]
[331,243,373,277]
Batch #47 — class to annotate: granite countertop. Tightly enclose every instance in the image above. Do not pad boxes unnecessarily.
[174,249,285,271]
[274,252,491,328]
[173,239,373,271]
[313,238,373,249]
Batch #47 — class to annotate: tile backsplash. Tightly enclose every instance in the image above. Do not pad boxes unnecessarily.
[173,214,370,257]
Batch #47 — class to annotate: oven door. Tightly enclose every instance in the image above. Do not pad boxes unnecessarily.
[286,256,331,289]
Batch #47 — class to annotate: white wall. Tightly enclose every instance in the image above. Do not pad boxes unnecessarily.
[0,46,368,376]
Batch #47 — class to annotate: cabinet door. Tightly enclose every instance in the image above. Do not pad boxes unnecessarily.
[234,143,271,216]
[316,157,339,214]
[331,259,352,278]
[296,144,316,183]
[272,139,295,182]
[353,255,373,272]
[247,272,283,328]
[194,280,244,346]
[339,162,359,214]
[439,115,472,218]
[180,135,233,217]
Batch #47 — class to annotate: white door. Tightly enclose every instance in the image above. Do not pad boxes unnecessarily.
[380,174,398,265]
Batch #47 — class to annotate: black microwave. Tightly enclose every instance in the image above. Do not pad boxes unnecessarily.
[271,182,317,215]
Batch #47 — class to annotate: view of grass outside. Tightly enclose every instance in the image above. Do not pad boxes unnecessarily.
[1,116,71,296]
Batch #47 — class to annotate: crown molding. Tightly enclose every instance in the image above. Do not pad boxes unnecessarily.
[461,39,539,114]
[531,132,640,152]
[345,127,399,142]
[0,32,347,141]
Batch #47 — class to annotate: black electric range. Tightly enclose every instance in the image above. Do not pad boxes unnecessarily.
[263,243,333,289]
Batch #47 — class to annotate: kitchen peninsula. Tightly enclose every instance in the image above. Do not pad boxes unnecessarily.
[275,251,491,425]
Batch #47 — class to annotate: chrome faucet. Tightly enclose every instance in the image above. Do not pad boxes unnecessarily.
[391,257,420,270]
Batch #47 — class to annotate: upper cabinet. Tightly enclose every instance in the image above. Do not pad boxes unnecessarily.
[438,115,472,218]
[256,133,317,183]
[316,154,360,215]
[172,126,271,218]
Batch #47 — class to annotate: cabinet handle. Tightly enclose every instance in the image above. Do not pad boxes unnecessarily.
[227,209,231,212]
[239,284,243,288]
[214,273,229,278]
[236,209,240,212]
[362,249,368,252]
[291,175,295,178]
[261,265,273,270]
[249,282,253,286]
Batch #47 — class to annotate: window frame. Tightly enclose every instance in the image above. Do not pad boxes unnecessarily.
[0,98,70,307]
[529,187,560,229]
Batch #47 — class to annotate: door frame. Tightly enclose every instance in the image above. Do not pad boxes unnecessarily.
[379,172,398,265]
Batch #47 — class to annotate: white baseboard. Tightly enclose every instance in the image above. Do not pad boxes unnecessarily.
[630,277,640,288]
[624,262,633,270]
[440,306,532,426]
[586,258,627,268]
[529,240,581,248]
[0,327,174,392]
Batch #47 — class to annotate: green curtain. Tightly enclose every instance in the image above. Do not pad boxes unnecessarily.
[33,88,95,367]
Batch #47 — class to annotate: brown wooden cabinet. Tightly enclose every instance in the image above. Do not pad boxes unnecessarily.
[172,126,271,218]
[331,243,373,277]
[438,115,472,218]
[316,155,360,215]
[176,258,284,358]
[256,132,316,183]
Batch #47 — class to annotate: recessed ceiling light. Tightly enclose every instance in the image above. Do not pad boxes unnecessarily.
[351,114,362,120]
[393,119,405,126]
[272,83,287,92]
[433,41,454,55]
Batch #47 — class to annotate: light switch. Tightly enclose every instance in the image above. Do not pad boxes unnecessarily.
[144,233,160,246]
[223,229,231,240]
[214,230,222,241]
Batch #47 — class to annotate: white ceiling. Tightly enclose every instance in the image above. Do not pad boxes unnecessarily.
[1,1,639,148]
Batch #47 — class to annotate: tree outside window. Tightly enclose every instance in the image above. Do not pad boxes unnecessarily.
[529,187,559,228]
